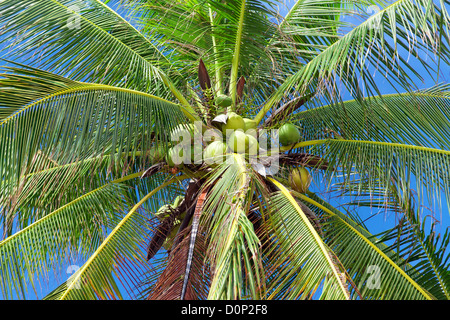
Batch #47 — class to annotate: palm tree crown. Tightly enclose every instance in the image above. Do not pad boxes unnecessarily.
[0,0,450,300]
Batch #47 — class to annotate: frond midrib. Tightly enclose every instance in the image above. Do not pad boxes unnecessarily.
[296,90,450,117]
[282,138,450,156]
[296,191,435,300]
[268,177,351,300]
[0,171,143,253]
[0,83,180,126]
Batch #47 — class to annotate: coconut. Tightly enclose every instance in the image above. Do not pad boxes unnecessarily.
[289,167,311,193]
[148,145,166,164]
[203,141,229,165]
[246,134,259,156]
[243,118,257,131]
[228,130,249,154]
[167,145,195,167]
[222,112,245,135]
[278,123,301,146]
[170,123,199,145]
[216,94,232,108]
[203,127,223,144]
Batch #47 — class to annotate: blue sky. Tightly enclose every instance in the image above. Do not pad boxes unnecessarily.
[1,0,450,299]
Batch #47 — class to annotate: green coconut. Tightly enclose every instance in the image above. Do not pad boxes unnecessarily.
[243,118,257,131]
[167,145,196,167]
[228,130,249,154]
[216,94,232,108]
[289,167,311,193]
[203,141,229,165]
[278,123,301,146]
[246,134,259,156]
[170,123,199,145]
[203,127,223,144]
[222,112,245,135]
[148,145,166,164]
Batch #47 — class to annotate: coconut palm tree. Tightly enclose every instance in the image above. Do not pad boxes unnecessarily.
[1,0,450,300]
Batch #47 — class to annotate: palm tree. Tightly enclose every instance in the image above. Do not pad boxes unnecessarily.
[1,0,450,300]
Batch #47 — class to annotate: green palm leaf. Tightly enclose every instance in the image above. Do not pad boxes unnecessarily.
[43,174,189,300]
[202,154,263,299]
[0,172,143,300]
[289,138,450,211]
[133,0,277,96]
[265,178,350,299]
[0,0,449,301]
[296,191,434,299]
[0,66,189,236]
[0,69,186,184]
[340,178,450,299]
[295,84,450,148]
[255,0,450,124]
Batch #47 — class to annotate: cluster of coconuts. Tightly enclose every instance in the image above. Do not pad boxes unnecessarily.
[209,94,259,160]
[161,96,260,167]
[220,112,259,154]
[151,93,312,193]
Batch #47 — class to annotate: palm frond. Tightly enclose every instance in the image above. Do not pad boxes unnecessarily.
[0,0,175,95]
[0,172,143,300]
[297,191,435,299]
[340,177,450,299]
[295,84,450,149]
[133,0,277,95]
[264,178,350,300]
[44,174,189,300]
[201,154,264,299]
[0,66,186,203]
[255,0,450,124]
[292,138,450,213]
[146,221,210,300]
[247,0,364,100]
[0,152,122,237]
